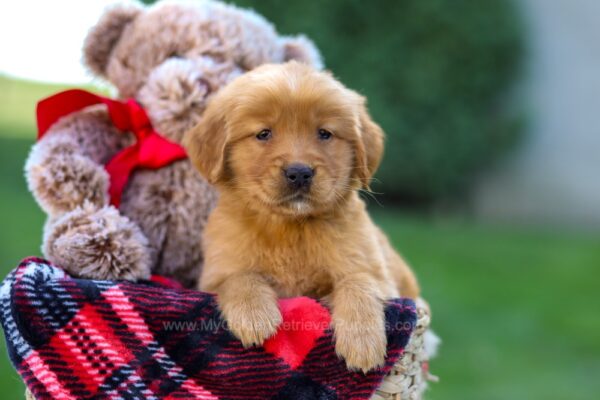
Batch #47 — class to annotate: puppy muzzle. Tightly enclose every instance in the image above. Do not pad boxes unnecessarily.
[283,163,314,191]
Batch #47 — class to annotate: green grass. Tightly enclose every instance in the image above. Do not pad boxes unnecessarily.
[0,74,104,139]
[0,76,599,398]
[0,75,72,138]
[0,75,70,397]
[372,211,600,399]
[0,136,42,396]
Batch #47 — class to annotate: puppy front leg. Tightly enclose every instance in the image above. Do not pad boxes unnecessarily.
[331,273,387,373]
[215,272,282,348]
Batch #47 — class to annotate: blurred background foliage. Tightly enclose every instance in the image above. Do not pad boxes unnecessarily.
[230,0,524,202]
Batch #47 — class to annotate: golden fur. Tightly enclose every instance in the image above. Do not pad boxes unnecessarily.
[184,61,419,372]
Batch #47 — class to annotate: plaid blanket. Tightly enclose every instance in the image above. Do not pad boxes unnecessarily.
[1,258,416,400]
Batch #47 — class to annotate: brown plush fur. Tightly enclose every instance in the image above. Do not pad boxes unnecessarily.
[44,202,150,281]
[26,108,132,215]
[25,1,322,287]
[184,62,419,372]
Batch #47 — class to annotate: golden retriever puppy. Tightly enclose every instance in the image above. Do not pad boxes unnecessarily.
[184,61,419,372]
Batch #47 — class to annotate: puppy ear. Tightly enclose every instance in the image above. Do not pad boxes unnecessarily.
[281,35,324,70]
[83,4,142,77]
[183,101,228,185]
[355,100,385,189]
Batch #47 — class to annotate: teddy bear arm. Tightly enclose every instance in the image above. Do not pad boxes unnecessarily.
[25,108,133,217]
[49,107,135,164]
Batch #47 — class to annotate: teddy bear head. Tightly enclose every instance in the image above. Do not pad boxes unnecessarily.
[82,0,322,142]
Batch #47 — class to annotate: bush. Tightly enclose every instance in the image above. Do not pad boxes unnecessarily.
[233,0,524,202]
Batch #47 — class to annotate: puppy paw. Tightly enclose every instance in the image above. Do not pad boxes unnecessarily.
[334,315,387,373]
[221,297,282,348]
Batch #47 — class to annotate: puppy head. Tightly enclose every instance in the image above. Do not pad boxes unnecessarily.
[184,61,384,217]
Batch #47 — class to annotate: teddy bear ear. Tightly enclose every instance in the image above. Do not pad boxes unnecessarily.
[83,4,143,77]
[281,35,324,70]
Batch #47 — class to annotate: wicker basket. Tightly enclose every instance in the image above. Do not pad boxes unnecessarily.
[371,298,439,400]
[25,298,437,400]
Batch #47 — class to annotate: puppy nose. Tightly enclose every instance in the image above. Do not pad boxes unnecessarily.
[284,163,314,189]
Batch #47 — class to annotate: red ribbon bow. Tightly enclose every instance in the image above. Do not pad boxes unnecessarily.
[36,89,188,207]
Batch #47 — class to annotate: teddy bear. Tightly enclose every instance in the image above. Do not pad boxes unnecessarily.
[25,0,322,287]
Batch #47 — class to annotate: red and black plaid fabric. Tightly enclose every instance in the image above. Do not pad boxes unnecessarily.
[1,258,416,400]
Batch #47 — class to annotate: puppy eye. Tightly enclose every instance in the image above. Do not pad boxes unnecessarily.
[256,129,272,141]
[318,129,333,140]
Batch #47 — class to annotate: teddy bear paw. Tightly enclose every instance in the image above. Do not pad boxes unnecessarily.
[43,203,151,281]
[26,144,109,216]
